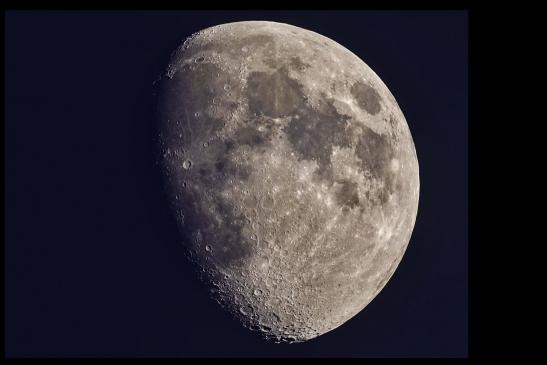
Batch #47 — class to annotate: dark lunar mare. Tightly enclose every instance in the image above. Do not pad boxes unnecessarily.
[243,62,398,211]
[243,52,400,212]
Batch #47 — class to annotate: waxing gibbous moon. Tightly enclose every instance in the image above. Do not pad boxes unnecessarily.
[156,21,419,343]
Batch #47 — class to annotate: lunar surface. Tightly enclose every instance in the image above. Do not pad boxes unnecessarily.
[156,21,419,343]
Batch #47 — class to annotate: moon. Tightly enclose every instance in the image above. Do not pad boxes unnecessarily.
[156,21,419,343]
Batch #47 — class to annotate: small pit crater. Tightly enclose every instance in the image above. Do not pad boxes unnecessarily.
[182,159,193,169]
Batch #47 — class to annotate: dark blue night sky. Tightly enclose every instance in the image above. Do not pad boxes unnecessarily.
[5,11,468,357]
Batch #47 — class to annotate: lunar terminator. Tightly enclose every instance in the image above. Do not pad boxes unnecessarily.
[156,21,419,343]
